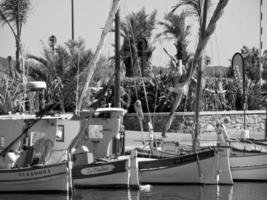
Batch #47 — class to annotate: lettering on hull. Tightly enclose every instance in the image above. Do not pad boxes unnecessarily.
[18,169,52,177]
[81,165,115,175]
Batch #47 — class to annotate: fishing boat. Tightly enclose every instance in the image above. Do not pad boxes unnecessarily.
[207,121,267,182]
[229,140,267,181]
[137,146,232,185]
[69,108,139,189]
[129,0,233,185]
[0,114,72,193]
[64,0,139,189]
[134,120,232,184]
[0,162,71,193]
[225,47,267,181]
[0,78,74,193]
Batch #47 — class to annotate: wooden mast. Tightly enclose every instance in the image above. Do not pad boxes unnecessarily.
[71,0,74,40]
[192,0,208,151]
[114,7,121,108]
[77,0,121,111]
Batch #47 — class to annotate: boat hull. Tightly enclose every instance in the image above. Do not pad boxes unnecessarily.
[230,150,267,181]
[0,162,70,193]
[72,158,131,188]
[138,147,233,185]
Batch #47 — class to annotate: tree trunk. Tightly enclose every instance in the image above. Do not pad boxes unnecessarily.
[15,38,21,73]
[161,0,229,139]
[162,93,183,138]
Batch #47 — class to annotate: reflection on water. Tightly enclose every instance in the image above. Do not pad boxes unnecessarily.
[74,188,138,200]
[1,183,267,200]
[0,193,72,200]
[137,185,233,200]
[232,183,267,200]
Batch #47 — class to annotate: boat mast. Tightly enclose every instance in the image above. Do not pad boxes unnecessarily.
[192,0,208,151]
[259,0,263,84]
[114,6,121,108]
[77,0,121,110]
[71,0,74,40]
[259,0,266,139]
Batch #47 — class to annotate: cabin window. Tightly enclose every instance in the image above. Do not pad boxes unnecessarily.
[88,125,103,140]
[56,125,64,142]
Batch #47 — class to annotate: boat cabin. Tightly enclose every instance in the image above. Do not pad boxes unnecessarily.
[0,107,126,169]
[73,107,126,158]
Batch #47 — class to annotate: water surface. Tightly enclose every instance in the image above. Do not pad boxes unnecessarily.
[1,183,267,200]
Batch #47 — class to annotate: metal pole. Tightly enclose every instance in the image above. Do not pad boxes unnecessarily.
[75,52,80,115]
[242,55,246,130]
[259,0,266,139]
[114,8,121,108]
[71,0,74,40]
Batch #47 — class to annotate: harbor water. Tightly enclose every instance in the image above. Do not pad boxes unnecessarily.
[1,183,267,200]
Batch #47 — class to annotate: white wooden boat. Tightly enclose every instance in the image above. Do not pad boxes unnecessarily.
[69,108,140,189]
[137,146,233,185]
[64,0,140,189]
[72,155,138,189]
[230,141,267,181]
[0,114,73,193]
[214,123,267,181]
[0,162,71,193]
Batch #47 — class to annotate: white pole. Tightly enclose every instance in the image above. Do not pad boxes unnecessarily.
[75,52,80,115]
[259,0,267,139]
[260,0,263,78]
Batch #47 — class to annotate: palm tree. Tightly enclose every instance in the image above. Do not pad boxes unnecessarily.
[120,8,157,77]
[156,12,191,65]
[27,38,94,112]
[0,0,31,73]
[155,12,192,126]
[162,0,229,140]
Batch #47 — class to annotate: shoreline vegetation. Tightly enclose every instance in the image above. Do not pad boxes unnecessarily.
[0,0,266,116]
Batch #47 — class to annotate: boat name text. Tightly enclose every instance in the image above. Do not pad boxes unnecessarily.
[19,169,52,177]
[81,165,115,175]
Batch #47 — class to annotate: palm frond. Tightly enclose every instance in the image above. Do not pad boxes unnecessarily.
[27,54,48,66]
[171,0,201,18]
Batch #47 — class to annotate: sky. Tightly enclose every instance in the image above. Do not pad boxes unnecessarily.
[0,0,266,67]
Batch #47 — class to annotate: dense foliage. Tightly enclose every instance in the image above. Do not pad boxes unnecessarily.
[0,1,266,114]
